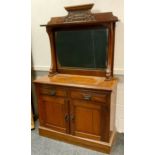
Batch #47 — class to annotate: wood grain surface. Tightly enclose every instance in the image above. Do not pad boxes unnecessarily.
[34,74,117,91]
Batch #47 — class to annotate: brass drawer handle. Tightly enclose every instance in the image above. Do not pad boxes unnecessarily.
[83,94,91,100]
[50,90,56,96]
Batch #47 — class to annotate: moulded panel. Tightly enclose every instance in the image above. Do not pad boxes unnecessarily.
[70,99,102,140]
[39,95,69,133]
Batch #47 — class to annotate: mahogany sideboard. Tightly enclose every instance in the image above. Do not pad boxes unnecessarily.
[33,3,118,154]
[34,74,117,153]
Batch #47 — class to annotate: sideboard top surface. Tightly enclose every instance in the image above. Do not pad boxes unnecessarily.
[33,74,117,91]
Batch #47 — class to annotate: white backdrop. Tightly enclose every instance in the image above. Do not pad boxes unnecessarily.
[31,0,124,74]
[31,0,124,132]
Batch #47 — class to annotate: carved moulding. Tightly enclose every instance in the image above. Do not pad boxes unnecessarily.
[64,3,96,23]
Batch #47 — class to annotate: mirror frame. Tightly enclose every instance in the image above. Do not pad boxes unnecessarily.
[41,11,118,77]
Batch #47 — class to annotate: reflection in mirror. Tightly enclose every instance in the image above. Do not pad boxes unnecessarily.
[55,27,108,70]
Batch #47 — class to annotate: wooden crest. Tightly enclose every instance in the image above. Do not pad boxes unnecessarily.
[64,3,96,23]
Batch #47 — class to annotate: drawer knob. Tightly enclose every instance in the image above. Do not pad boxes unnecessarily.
[50,90,56,96]
[83,95,91,100]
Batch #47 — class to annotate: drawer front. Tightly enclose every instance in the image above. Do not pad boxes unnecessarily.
[70,90,107,103]
[39,85,67,97]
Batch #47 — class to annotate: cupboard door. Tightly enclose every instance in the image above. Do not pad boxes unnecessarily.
[70,99,110,142]
[38,95,69,133]
[70,99,101,140]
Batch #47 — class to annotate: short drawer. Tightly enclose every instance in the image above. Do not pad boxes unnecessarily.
[39,85,67,97]
[70,90,107,103]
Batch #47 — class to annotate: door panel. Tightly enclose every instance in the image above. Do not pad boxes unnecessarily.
[44,100,65,127]
[70,99,102,140]
[38,95,69,133]
[75,106,100,134]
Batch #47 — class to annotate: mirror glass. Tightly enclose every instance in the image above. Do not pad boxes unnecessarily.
[55,27,108,70]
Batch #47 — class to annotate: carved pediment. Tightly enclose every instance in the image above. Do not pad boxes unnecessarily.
[64,3,96,23]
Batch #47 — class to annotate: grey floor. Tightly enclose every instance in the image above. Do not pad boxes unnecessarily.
[31,120,124,155]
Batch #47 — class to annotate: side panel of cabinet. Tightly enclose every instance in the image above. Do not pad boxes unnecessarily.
[70,99,110,142]
[38,94,70,133]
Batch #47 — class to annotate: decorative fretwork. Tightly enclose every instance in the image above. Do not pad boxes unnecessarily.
[64,4,96,23]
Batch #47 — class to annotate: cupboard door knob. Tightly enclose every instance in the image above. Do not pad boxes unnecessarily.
[64,114,69,122]
[50,90,56,96]
[83,95,91,100]
[70,115,75,121]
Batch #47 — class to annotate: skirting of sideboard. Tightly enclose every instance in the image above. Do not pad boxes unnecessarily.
[39,126,116,154]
